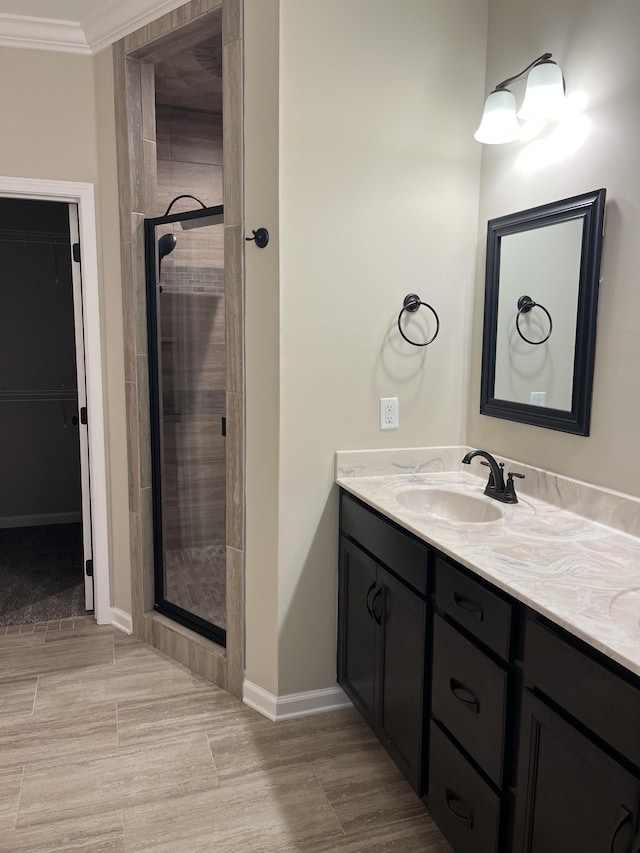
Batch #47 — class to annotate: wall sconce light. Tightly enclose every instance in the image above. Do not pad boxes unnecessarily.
[474,52,566,144]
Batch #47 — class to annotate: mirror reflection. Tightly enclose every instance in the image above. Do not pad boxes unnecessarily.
[480,188,606,435]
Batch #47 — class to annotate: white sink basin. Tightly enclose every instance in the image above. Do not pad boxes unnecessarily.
[396,488,503,524]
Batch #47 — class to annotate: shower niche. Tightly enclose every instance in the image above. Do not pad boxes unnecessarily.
[145,202,227,646]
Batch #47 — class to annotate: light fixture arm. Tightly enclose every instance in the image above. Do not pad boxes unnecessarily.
[494,52,553,91]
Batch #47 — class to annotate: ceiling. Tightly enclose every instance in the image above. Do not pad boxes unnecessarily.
[0,0,191,53]
[0,0,90,18]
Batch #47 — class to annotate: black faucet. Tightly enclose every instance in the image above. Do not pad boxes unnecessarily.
[461,450,524,504]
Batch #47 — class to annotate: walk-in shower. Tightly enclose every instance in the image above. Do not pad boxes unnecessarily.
[145,201,226,645]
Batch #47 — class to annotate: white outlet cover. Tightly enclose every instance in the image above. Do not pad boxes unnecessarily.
[379,397,399,430]
[530,391,546,406]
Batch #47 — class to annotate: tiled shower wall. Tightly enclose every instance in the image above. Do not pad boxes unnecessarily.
[160,266,224,294]
[113,0,244,697]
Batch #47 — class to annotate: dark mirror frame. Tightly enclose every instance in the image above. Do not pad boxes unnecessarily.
[480,188,606,435]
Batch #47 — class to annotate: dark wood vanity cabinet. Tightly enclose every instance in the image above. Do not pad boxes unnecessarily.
[338,493,430,794]
[427,557,515,853]
[337,490,640,852]
[514,616,640,853]
[514,690,640,853]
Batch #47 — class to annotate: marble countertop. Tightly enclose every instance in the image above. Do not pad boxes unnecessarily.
[336,448,640,679]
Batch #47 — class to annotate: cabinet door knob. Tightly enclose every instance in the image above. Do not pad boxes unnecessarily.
[453,592,484,622]
[445,788,474,828]
[449,678,480,714]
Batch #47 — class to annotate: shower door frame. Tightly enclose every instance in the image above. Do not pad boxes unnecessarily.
[145,203,227,647]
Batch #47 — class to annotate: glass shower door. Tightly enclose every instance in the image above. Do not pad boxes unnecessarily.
[145,204,226,646]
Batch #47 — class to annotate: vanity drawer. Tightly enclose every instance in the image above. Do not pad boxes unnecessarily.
[427,721,501,853]
[431,615,507,786]
[435,557,512,659]
[340,492,428,595]
[524,616,640,769]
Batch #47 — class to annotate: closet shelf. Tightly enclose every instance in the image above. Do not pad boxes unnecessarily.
[0,389,78,403]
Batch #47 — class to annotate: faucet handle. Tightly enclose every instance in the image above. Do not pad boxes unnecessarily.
[504,471,525,503]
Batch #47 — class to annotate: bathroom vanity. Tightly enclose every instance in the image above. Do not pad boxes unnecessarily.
[336,448,640,853]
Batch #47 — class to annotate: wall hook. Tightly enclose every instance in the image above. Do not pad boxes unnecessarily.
[245,227,269,248]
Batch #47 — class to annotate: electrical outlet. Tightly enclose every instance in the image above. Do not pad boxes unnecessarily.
[530,391,547,406]
[379,397,399,430]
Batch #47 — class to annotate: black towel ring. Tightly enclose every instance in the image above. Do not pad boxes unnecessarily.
[516,295,553,345]
[397,293,440,347]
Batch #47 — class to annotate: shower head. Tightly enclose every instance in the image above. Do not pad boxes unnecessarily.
[158,232,177,260]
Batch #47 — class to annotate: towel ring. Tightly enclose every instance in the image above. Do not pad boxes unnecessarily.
[516,295,553,345]
[397,293,440,347]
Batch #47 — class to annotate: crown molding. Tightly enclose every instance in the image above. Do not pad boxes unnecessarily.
[0,0,193,56]
[83,0,191,54]
[0,12,90,54]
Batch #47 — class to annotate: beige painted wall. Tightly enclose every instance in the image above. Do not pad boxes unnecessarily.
[0,45,131,614]
[244,0,281,696]
[245,0,488,695]
[468,0,640,497]
[94,46,131,616]
[0,49,98,183]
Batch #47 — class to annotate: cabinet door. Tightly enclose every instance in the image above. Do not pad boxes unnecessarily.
[337,538,379,728]
[514,690,640,853]
[379,566,427,793]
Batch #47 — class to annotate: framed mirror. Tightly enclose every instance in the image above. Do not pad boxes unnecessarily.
[480,188,606,435]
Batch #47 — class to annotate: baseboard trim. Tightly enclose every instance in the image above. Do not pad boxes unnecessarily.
[0,512,82,529]
[243,680,352,722]
[110,608,133,635]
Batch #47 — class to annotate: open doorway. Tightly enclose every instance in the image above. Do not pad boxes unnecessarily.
[0,197,93,625]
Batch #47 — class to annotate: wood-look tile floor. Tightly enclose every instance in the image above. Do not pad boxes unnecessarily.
[0,619,453,852]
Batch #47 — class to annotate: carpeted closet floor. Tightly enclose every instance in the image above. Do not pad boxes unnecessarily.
[0,524,87,625]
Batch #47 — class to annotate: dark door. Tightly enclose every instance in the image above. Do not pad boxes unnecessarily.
[514,690,640,853]
[378,566,426,792]
[337,538,379,728]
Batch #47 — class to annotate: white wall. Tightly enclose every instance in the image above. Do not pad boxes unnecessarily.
[245,0,488,696]
[468,0,640,497]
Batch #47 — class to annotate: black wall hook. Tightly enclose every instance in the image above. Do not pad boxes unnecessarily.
[245,227,269,248]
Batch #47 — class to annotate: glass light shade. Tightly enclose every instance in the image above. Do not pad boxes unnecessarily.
[474,89,521,144]
[518,61,565,120]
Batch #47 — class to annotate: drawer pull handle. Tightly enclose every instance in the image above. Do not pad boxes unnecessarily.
[449,678,480,713]
[371,586,382,625]
[365,582,377,620]
[610,805,632,853]
[445,788,474,828]
[453,592,484,622]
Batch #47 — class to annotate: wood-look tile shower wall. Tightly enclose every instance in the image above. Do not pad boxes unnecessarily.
[156,109,226,554]
[114,0,245,696]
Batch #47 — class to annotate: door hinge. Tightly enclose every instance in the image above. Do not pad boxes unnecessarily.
[72,242,81,263]
[85,559,94,577]
[80,406,88,425]
[221,416,227,437]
